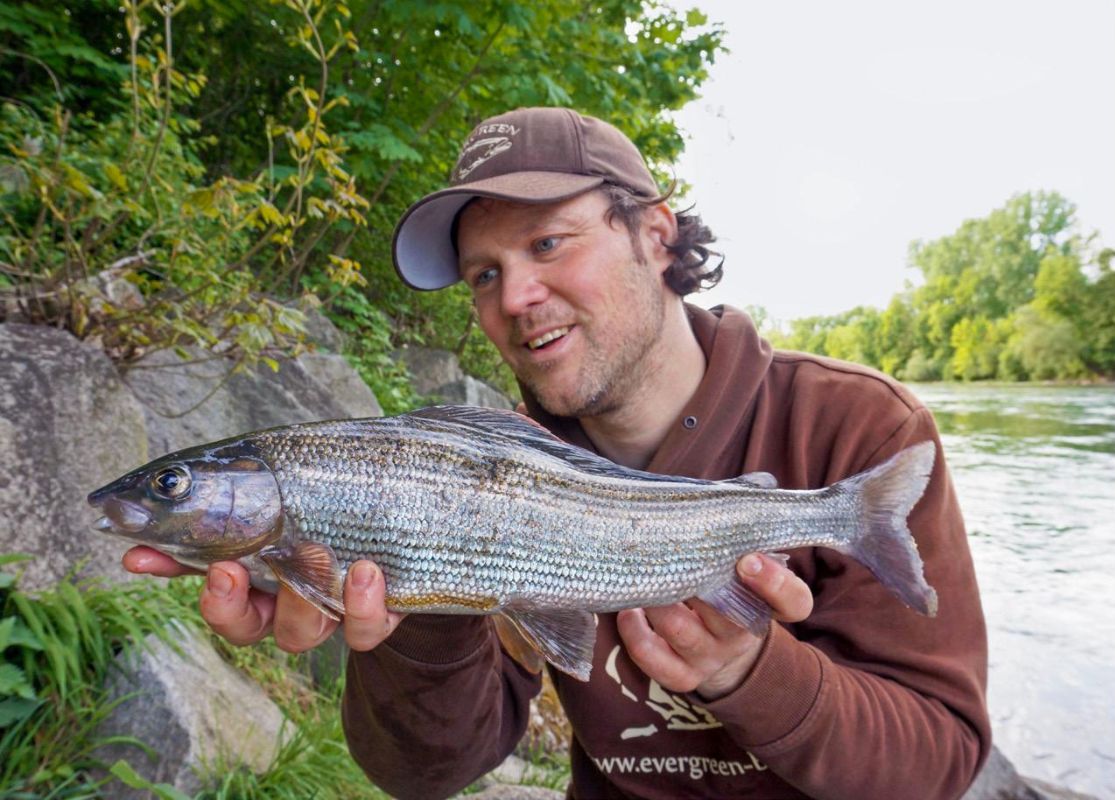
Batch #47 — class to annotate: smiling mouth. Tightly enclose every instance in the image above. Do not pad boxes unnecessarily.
[526,326,571,351]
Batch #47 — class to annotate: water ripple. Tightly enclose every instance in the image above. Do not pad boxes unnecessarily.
[912,383,1115,798]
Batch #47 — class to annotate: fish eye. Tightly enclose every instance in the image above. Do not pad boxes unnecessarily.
[151,466,192,499]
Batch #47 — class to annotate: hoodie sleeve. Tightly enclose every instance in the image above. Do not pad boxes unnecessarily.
[702,408,992,800]
[341,615,542,800]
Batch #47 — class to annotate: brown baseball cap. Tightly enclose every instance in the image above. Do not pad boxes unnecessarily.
[392,107,659,290]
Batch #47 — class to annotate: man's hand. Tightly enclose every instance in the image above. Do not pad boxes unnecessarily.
[122,547,406,652]
[616,553,812,701]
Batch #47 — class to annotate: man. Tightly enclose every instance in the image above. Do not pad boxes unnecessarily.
[127,107,991,799]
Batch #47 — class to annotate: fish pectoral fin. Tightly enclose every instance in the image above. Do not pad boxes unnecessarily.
[259,541,345,621]
[500,606,597,682]
[725,471,778,489]
[493,614,545,675]
[698,575,773,637]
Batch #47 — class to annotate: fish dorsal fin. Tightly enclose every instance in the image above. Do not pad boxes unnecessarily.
[493,614,545,675]
[259,541,345,621]
[498,606,597,682]
[406,406,712,486]
[726,471,778,489]
[697,575,774,637]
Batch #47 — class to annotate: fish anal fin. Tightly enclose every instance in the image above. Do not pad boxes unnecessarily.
[698,575,773,637]
[259,541,345,621]
[500,606,597,682]
[493,614,545,675]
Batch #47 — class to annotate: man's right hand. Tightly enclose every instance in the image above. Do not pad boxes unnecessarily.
[122,547,406,653]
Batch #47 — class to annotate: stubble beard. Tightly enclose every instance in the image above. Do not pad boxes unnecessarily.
[519,259,667,420]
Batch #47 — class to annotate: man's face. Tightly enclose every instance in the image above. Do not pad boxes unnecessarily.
[456,190,672,418]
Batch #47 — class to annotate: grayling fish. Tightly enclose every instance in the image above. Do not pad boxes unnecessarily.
[87,405,938,680]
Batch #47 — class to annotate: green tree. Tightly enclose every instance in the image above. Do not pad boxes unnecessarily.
[2,1,725,399]
[948,316,1009,380]
[877,296,917,375]
[1002,306,1088,380]
[1079,248,1115,376]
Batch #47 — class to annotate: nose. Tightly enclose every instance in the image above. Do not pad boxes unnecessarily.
[499,261,549,317]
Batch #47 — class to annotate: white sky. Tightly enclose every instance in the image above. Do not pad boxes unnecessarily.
[672,0,1115,324]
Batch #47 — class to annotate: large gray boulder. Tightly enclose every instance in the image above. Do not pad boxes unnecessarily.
[962,746,1098,800]
[122,347,382,458]
[963,746,1043,800]
[397,346,514,410]
[298,306,347,353]
[0,324,147,590]
[95,627,288,799]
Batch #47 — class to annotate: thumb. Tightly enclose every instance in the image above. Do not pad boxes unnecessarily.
[200,561,275,646]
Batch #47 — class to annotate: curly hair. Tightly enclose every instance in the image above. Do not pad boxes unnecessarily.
[599,183,724,296]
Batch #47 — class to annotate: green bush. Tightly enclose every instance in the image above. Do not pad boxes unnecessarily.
[1,0,368,376]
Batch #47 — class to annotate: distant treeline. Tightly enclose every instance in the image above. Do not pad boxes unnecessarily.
[769,192,1115,382]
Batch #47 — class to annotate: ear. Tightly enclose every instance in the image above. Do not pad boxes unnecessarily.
[640,202,679,276]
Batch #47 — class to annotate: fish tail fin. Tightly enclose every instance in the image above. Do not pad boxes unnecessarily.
[835,441,939,616]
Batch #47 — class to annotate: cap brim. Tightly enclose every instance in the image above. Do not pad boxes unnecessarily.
[393,171,605,290]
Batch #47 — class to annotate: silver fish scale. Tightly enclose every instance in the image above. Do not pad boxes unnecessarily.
[250,418,859,614]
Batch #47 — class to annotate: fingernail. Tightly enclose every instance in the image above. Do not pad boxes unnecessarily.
[208,568,233,598]
[351,561,375,590]
[742,555,763,576]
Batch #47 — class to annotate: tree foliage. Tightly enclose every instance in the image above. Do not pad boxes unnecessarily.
[1,0,371,373]
[773,191,1113,382]
[2,0,725,400]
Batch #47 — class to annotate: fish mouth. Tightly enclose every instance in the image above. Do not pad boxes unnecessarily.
[89,496,152,534]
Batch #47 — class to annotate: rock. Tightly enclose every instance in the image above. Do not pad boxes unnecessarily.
[123,347,381,458]
[397,346,465,395]
[297,351,382,419]
[961,745,1098,800]
[298,306,347,353]
[437,374,515,410]
[0,324,147,590]
[464,785,564,800]
[95,626,288,799]
[962,746,1044,800]
[518,672,571,758]
[397,346,513,409]
[89,268,146,312]
[1025,778,1101,800]
[465,754,564,798]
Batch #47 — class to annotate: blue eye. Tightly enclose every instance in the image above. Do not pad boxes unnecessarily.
[535,237,559,254]
[472,267,498,288]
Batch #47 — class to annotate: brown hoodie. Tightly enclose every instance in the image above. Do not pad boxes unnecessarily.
[342,305,991,800]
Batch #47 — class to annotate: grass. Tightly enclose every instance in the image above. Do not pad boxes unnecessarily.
[0,554,571,799]
[0,556,387,799]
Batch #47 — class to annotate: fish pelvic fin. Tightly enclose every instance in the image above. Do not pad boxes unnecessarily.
[836,441,939,616]
[698,576,773,636]
[499,606,597,682]
[259,541,345,621]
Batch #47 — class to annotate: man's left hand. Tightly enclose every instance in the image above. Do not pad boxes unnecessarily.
[616,553,813,701]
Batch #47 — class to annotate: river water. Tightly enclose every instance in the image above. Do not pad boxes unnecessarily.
[908,384,1115,798]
